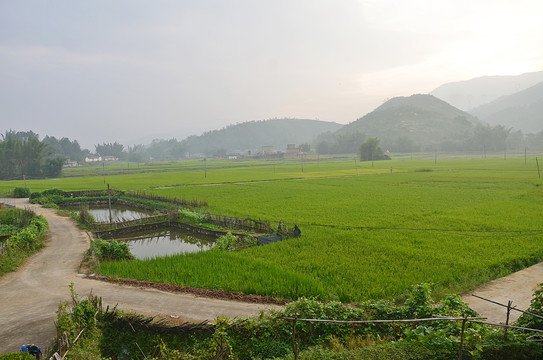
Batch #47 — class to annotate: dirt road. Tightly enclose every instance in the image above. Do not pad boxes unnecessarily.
[0,199,280,354]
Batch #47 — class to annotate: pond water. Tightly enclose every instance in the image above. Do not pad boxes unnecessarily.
[114,228,216,260]
[66,205,154,223]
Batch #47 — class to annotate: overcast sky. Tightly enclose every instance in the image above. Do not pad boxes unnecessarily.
[1,0,542,149]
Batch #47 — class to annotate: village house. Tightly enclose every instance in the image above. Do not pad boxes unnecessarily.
[284,144,301,159]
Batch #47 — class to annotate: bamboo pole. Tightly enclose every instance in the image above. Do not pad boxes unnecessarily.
[472,294,543,320]
[458,317,467,360]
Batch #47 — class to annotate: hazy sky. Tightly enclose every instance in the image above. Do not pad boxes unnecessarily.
[1,0,542,149]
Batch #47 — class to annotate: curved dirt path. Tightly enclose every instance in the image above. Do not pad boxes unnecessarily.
[0,199,280,354]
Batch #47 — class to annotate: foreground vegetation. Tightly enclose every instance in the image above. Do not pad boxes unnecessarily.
[0,208,48,277]
[11,284,540,360]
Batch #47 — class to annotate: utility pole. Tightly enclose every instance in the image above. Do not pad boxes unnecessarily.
[107,183,112,223]
[355,158,358,176]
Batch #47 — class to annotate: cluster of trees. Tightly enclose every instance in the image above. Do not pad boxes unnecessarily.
[42,135,89,161]
[0,131,65,179]
[315,124,543,155]
[95,139,188,162]
[314,131,366,155]
[359,138,390,161]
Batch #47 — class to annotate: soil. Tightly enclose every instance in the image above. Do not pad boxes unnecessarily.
[86,275,289,305]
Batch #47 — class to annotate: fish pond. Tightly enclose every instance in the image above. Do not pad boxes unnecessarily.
[113,228,216,260]
[66,205,154,223]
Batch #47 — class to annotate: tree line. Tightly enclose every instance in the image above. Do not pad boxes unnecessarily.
[0,131,66,180]
[315,125,543,155]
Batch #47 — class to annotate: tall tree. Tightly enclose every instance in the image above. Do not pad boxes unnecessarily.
[359,138,389,161]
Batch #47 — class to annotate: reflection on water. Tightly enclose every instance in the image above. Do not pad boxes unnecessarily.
[114,228,216,260]
[67,205,153,223]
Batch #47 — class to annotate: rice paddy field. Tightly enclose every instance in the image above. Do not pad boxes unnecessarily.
[2,154,543,302]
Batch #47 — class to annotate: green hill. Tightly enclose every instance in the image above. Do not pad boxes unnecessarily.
[181,118,342,155]
[336,94,481,151]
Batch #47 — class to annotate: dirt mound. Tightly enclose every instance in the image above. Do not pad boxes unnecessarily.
[87,274,289,305]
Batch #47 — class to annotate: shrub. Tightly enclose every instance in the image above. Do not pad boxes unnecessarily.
[517,283,543,330]
[78,206,95,225]
[215,232,257,251]
[12,187,31,198]
[179,208,209,224]
[87,239,133,261]
[7,215,48,250]
[0,353,35,360]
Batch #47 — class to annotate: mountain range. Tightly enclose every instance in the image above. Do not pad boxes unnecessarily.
[430,71,543,111]
[469,81,543,133]
[179,71,542,154]
[7,71,541,157]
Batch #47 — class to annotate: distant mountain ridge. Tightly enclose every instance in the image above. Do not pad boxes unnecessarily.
[335,94,480,151]
[469,81,543,133]
[181,118,342,155]
[430,71,543,111]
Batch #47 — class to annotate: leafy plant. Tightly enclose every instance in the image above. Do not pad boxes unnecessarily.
[517,283,543,330]
[13,187,31,198]
[215,232,257,251]
[86,239,133,262]
[179,208,209,224]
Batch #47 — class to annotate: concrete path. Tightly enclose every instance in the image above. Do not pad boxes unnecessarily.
[462,262,543,324]
[0,198,280,354]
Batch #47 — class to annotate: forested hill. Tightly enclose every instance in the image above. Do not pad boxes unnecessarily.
[469,81,543,134]
[181,118,342,155]
[335,94,481,151]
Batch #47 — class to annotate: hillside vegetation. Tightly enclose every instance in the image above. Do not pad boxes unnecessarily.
[331,94,481,152]
[180,118,342,155]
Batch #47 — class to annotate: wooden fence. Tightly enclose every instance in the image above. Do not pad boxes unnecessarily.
[205,213,299,236]
[130,190,207,208]
[89,214,169,232]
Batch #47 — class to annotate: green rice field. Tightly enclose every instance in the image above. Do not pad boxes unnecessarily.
[2,155,543,302]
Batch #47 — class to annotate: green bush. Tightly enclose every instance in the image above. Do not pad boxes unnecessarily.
[0,353,35,360]
[7,215,48,250]
[215,232,257,251]
[517,283,543,330]
[78,206,95,225]
[0,208,35,228]
[87,239,133,261]
[179,208,209,224]
[12,187,30,198]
